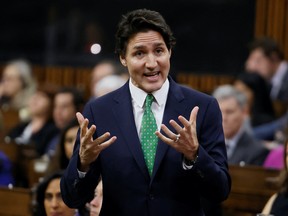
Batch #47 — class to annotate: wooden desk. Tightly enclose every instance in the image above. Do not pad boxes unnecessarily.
[0,186,33,216]
[222,165,280,216]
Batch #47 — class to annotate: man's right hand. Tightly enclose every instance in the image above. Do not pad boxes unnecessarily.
[76,112,117,172]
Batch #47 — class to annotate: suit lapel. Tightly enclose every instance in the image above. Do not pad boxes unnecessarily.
[112,79,188,182]
[151,78,187,181]
[112,83,150,181]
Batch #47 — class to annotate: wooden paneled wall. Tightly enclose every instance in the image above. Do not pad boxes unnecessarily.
[177,72,235,94]
[255,0,288,59]
[32,65,92,100]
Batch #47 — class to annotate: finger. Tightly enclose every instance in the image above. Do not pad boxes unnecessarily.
[80,118,89,138]
[76,112,91,136]
[160,124,178,140]
[189,106,199,124]
[155,131,174,145]
[178,115,191,129]
[84,124,97,142]
[76,112,85,125]
[189,107,199,145]
[93,132,112,145]
[98,136,117,150]
[169,120,183,133]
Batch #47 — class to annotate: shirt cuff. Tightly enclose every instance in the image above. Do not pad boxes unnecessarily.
[182,155,198,170]
[182,160,194,170]
[77,169,87,178]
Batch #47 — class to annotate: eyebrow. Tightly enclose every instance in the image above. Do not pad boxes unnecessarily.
[132,42,166,50]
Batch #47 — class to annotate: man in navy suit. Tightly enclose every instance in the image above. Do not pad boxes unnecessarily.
[61,9,231,216]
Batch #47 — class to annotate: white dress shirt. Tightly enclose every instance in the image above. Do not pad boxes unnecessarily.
[225,125,245,159]
[270,61,288,99]
[129,78,169,136]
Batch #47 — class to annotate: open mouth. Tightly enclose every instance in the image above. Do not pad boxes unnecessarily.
[144,72,160,77]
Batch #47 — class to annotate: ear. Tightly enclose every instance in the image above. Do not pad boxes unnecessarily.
[169,49,172,57]
[119,55,127,67]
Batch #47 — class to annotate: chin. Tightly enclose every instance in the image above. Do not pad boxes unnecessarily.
[145,82,164,93]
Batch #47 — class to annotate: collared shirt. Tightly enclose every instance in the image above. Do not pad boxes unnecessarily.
[270,61,288,99]
[129,78,194,170]
[78,77,192,178]
[129,78,169,136]
[225,125,245,159]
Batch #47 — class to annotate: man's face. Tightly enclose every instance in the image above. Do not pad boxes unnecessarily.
[53,93,76,129]
[218,97,245,139]
[245,48,274,80]
[120,30,171,93]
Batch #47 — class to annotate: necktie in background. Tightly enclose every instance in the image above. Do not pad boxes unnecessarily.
[140,94,158,176]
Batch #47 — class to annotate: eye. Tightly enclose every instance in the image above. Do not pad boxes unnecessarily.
[45,193,53,201]
[156,48,163,53]
[65,137,74,143]
[155,48,164,56]
[135,51,144,57]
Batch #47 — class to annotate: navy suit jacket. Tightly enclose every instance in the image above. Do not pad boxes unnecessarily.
[61,77,231,216]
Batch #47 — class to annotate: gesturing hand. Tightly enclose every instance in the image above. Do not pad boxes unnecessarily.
[155,106,199,160]
[76,112,117,172]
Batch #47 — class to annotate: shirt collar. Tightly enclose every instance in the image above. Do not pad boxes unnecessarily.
[271,61,288,84]
[129,78,169,108]
[225,124,245,149]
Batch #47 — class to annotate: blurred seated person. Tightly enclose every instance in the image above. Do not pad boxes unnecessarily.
[234,72,275,127]
[245,36,288,103]
[88,179,103,216]
[261,139,288,215]
[0,150,14,186]
[0,59,37,121]
[212,84,269,166]
[43,87,85,158]
[35,170,80,216]
[5,86,57,157]
[93,74,126,98]
[263,144,285,170]
[46,118,78,175]
[252,105,288,142]
[90,59,128,98]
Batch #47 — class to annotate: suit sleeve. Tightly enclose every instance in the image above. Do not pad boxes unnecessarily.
[192,98,231,202]
[60,102,101,208]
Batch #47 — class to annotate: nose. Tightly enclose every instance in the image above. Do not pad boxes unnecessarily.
[90,197,100,207]
[51,197,59,208]
[145,54,157,70]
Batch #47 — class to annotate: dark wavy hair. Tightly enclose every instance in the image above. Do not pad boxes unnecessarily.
[235,72,275,126]
[35,170,65,216]
[115,8,176,57]
[248,36,284,61]
[45,118,79,175]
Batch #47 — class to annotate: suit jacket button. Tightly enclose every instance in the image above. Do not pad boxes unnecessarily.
[149,193,155,200]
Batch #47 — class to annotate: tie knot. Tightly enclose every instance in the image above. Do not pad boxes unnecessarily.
[145,94,154,109]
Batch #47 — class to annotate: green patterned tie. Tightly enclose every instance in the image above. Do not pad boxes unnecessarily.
[140,94,158,176]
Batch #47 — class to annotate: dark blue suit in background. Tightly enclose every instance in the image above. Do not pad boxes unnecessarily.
[61,77,231,216]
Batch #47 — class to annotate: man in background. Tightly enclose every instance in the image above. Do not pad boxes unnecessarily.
[213,84,269,166]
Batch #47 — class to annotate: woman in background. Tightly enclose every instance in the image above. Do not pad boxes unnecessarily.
[234,72,275,127]
[35,170,78,216]
[45,118,78,175]
[0,59,37,121]
[262,139,288,215]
